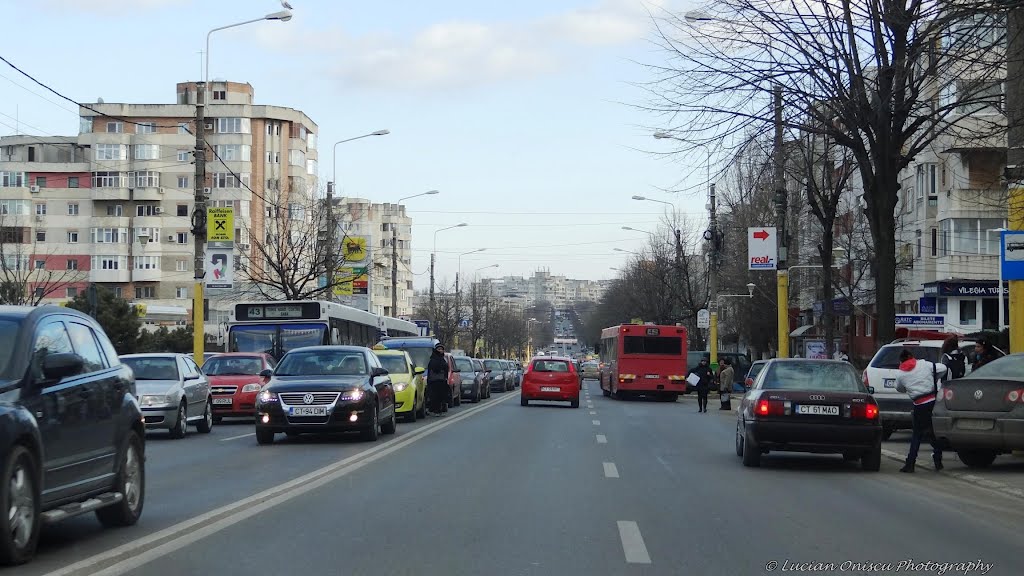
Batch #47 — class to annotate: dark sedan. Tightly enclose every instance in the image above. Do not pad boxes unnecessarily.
[255,346,397,444]
[736,359,882,470]
[454,356,489,402]
[933,353,1024,468]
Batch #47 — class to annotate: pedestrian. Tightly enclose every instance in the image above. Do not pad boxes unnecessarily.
[895,348,947,473]
[426,343,450,416]
[687,358,713,413]
[940,335,966,382]
[838,349,850,362]
[972,337,1000,371]
[718,357,734,411]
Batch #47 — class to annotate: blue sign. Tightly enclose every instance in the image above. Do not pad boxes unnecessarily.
[919,297,936,314]
[895,314,945,328]
[1001,231,1024,281]
[413,319,431,337]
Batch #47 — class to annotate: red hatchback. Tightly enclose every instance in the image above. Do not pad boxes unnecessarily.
[521,357,580,408]
[202,353,276,420]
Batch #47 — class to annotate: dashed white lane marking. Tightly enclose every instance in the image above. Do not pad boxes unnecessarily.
[603,462,619,478]
[220,433,255,442]
[617,521,652,564]
[590,410,597,415]
[592,419,601,425]
[596,434,607,444]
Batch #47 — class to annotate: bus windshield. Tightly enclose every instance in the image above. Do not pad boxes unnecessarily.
[623,335,682,355]
[228,323,327,359]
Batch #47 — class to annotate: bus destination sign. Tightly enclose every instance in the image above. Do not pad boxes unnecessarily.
[235,303,320,321]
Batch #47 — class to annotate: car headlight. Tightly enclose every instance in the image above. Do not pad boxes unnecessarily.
[341,389,364,401]
[241,383,263,393]
[494,374,504,380]
[258,390,278,403]
[139,395,165,407]
[394,382,408,392]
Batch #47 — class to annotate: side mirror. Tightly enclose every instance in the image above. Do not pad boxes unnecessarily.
[867,386,876,395]
[414,366,425,375]
[259,369,274,379]
[42,353,84,381]
[372,367,389,378]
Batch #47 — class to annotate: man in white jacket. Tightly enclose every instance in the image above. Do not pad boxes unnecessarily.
[895,348,947,472]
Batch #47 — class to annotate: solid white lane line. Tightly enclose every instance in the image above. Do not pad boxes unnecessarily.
[596,434,607,444]
[219,432,255,442]
[45,393,516,576]
[592,419,600,425]
[617,521,652,564]
[603,462,619,478]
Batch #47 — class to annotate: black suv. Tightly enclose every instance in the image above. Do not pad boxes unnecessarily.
[0,306,144,565]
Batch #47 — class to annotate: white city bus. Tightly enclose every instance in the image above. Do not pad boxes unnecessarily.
[226,300,417,360]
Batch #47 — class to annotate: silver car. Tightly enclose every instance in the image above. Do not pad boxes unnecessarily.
[120,353,213,438]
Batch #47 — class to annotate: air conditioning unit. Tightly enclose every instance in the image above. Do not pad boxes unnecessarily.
[157,187,165,195]
[29,185,40,193]
[204,122,214,131]
[168,235,176,242]
[203,187,212,199]
[237,243,250,252]
[153,207,163,215]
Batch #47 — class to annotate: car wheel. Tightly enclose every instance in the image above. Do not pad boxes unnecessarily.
[381,407,397,435]
[473,386,481,403]
[0,446,40,566]
[570,398,579,409]
[256,428,275,445]
[741,427,761,467]
[196,399,213,434]
[454,391,462,407]
[362,405,380,442]
[96,431,145,527]
[213,416,223,424]
[521,397,529,407]
[957,450,998,469]
[861,442,882,472]
[734,422,744,457]
[416,395,427,419]
[169,402,187,439]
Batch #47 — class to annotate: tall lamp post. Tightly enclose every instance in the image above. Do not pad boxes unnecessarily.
[454,248,485,348]
[193,9,292,366]
[430,223,468,306]
[990,228,1008,332]
[390,190,439,316]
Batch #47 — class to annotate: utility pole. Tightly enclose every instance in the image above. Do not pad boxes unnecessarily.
[1007,8,1024,353]
[707,183,719,370]
[192,80,207,366]
[774,85,790,358]
[391,220,398,315]
[325,182,336,303]
[429,253,436,309]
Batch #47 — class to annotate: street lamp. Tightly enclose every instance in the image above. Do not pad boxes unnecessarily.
[614,247,640,256]
[331,130,390,189]
[388,189,439,316]
[431,223,469,305]
[206,11,293,88]
[990,227,1008,331]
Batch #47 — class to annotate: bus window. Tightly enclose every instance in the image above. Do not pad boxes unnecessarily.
[229,325,276,355]
[623,335,682,355]
[279,324,328,352]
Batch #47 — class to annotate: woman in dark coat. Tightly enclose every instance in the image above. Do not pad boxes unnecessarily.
[688,358,713,413]
[426,343,451,416]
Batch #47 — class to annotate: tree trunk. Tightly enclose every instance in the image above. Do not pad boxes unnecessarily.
[820,231,835,359]
[867,176,899,348]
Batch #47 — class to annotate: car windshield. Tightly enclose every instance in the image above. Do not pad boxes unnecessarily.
[377,355,409,374]
[533,360,570,372]
[276,350,368,376]
[583,362,598,369]
[870,345,941,368]
[0,319,20,377]
[454,357,474,372]
[964,354,1024,379]
[402,348,432,370]
[760,362,863,392]
[484,360,503,370]
[202,356,263,376]
[122,357,179,380]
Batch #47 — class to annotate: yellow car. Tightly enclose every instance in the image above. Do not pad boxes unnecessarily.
[373,348,426,422]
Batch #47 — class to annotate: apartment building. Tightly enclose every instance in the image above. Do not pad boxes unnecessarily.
[0,81,318,331]
[473,270,607,309]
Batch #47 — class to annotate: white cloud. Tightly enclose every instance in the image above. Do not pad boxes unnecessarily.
[547,0,664,47]
[36,0,183,14]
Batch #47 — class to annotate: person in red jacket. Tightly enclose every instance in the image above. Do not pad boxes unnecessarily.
[895,348,947,473]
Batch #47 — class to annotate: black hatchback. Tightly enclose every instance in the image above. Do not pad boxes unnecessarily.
[0,306,144,565]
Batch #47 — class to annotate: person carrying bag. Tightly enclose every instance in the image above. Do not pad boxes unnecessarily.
[718,357,734,411]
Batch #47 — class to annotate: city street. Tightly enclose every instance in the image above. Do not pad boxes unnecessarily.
[13,381,1024,576]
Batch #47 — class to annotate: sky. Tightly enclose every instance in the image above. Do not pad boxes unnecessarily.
[0,0,710,290]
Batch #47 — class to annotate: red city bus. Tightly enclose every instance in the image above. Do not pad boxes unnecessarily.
[598,324,688,401]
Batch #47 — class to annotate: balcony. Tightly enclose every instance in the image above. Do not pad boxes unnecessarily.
[132,268,162,282]
[942,114,1007,152]
[90,269,131,283]
[92,216,131,228]
[91,187,131,201]
[131,187,166,202]
[936,254,998,280]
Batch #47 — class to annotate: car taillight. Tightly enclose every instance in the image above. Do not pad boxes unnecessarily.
[755,399,784,417]
[866,404,879,419]
[1006,389,1024,403]
[943,388,954,401]
[850,402,879,419]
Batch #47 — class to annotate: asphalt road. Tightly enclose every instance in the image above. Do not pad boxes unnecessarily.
[13,381,1024,576]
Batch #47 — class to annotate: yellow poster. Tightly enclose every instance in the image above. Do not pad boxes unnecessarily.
[341,236,367,262]
[333,267,355,296]
[207,208,235,243]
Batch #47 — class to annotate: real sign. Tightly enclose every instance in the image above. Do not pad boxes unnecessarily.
[747,227,778,270]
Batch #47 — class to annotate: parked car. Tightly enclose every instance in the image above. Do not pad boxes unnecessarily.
[121,353,213,438]
[454,356,487,402]
[484,358,511,391]
[255,346,396,444]
[446,353,463,407]
[506,360,522,388]
[0,306,144,565]
[203,352,222,363]
[521,357,580,408]
[736,359,882,470]
[743,360,768,390]
[377,337,460,408]
[580,361,601,380]
[373,348,426,421]
[933,353,1024,468]
[202,352,276,421]
[863,339,981,438]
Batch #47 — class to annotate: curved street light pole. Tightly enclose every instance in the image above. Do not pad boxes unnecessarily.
[431,223,468,306]
[388,190,438,316]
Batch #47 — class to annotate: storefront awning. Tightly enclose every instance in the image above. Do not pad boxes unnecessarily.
[790,325,816,338]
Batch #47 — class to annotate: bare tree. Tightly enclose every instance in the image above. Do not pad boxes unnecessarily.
[644,0,1018,345]
[0,209,86,305]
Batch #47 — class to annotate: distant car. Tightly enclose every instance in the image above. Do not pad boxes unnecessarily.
[202,353,276,421]
[521,357,580,408]
[743,360,768,390]
[446,353,463,407]
[580,361,600,380]
[255,346,397,444]
[373,348,426,421]
[506,360,522,388]
[121,353,213,438]
[454,356,488,402]
[484,358,511,391]
[0,306,144,565]
[933,353,1024,468]
[203,352,222,363]
[736,359,882,470]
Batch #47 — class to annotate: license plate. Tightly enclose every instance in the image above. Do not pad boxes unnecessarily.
[644,374,659,379]
[290,406,328,417]
[795,404,839,416]
[212,398,233,405]
[883,378,896,388]
[956,418,994,431]
[541,387,560,392]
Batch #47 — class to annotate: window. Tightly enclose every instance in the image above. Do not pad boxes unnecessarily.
[177,232,188,244]
[178,123,190,135]
[113,286,123,298]
[960,300,978,325]
[956,80,1004,115]
[34,260,45,270]
[212,172,250,188]
[267,151,278,164]
[95,144,126,161]
[865,318,873,337]
[67,176,79,188]
[91,228,128,244]
[67,259,78,270]
[176,259,188,272]
[131,171,160,188]
[915,229,922,257]
[0,172,26,187]
[134,144,160,160]
[216,144,249,160]
[212,90,226,100]
[136,204,160,217]
[288,203,305,221]
[106,204,123,216]
[134,227,160,243]
[940,218,1007,256]
[67,231,79,243]
[0,199,29,215]
[35,231,45,242]
[93,172,128,188]
[938,298,948,314]
[176,287,188,299]
[931,228,938,257]
[35,176,46,188]
[135,122,156,134]
[289,149,305,167]
[134,256,160,270]
[135,286,156,299]
[177,176,189,188]
[307,132,316,150]
[106,121,123,133]
[177,204,188,217]
[267,123,274,135]
[32,322,74,379]
[27,147,35,162]
[35,203,46,215]
[306,159,317,175]
[80,117,93,134]
[623,336,683,355]
[67,287,79,298]
[940,219,952,256]
[92,256,126,270]
[216,117,249,134]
